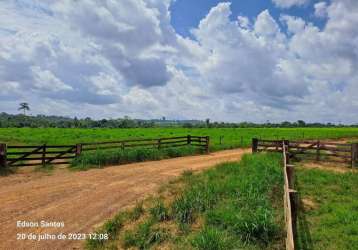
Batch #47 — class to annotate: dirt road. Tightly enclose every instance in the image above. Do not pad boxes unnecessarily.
[0,148,249,250]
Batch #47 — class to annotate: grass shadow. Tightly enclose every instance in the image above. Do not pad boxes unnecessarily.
[34,164,54,174]
[295,176,314,250]
[0,166,16,176]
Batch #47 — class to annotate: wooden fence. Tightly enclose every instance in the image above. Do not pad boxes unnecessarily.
[252,138,358,168]
[282,141,298,250]
[0,135,209,168]
[253,139,298,250]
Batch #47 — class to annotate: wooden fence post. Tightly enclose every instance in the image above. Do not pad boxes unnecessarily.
[252,138,258,153]
[316,140,320,161]
[0,143,7,168]
[187,135,191,145]
[352,143,358,168]
[158,139,161,150]
[76,144,82,157]
[284,140,290,164]
[289,190,298,239]
[206,136,210,154]
[42,144,46,166]
[219,136,223,145]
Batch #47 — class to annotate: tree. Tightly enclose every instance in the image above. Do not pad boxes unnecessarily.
[205,118,210,128]
[18,103,30,115]
[297,120,306,127]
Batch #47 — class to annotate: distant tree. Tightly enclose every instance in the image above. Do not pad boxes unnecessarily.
[297,120,306,127]
[162,116,166,121]
[74,117,80,128]
[183,122,193,128]
[18,103,30,115]
[205,118,210,128]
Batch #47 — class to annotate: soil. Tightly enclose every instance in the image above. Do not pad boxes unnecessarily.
[0,148,249,250]
[302,162,357,174]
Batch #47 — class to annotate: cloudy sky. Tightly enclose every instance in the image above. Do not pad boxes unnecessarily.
[0,0,357,123]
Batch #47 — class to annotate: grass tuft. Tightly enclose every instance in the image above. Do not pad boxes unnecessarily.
[191,227,231,250]
[128,201,145,221]
[149,199,169,222]
[122,220,169,249]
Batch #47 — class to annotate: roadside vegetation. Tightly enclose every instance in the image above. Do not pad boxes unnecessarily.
[295,167,358,250]
[85,153,285,250]
[70,146,203,170]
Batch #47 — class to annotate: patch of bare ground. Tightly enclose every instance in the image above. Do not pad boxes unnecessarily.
[0,148,249,250]
[301,197,318,211]
[301,161,357,174]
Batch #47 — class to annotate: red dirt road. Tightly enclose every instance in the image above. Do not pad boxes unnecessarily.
[0,148,249,250]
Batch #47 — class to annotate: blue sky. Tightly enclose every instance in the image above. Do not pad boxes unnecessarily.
[170,0,325,37]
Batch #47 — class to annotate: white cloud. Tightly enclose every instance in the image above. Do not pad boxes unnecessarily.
[272,0,310,9]
[314,2,328,18]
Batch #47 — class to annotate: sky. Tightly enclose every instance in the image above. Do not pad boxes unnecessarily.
[0,0,357,124]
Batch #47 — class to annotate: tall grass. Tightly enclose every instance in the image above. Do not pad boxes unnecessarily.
[70,146,202,170]
[86,153,285,249]
[171,153,284,247]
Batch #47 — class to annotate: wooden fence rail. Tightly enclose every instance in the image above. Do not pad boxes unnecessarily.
[0,135,210,168]
[252,138,357,168]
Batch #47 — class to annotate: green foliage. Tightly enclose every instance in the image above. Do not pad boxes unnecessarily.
[122,220,169,249]
[149,199,169,222]
[170,153,283,247]
[128,202,145,221]
[296,168,358,250]
[191,227,231,250]
[70,146,200,170]
[86,213,127,250]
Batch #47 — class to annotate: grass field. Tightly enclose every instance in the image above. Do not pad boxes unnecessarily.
[86,153,284,250]
[1,128,358,150]
[295,167,358,250]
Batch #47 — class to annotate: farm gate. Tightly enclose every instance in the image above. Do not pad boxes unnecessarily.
[252,138,358,168]
[0,135,210,168]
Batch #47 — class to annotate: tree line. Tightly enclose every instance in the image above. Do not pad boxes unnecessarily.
[0,113,356,128]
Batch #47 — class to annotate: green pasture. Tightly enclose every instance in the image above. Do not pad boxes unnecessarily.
[1,128,358,150]
[296,168,358,250]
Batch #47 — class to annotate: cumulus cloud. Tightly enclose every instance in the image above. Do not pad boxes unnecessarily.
[272,0,310,9]
[0,0,358,123]
[314,2,328,18]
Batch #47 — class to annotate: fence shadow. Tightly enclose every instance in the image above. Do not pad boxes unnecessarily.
[295,178,314,250]
[0,166,16,176]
